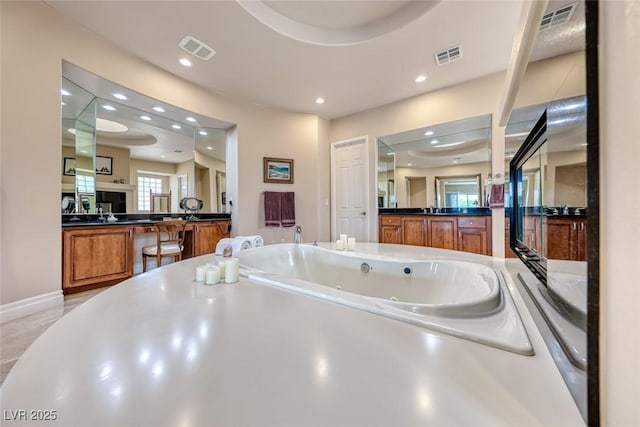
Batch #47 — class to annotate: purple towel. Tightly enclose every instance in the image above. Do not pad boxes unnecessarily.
[264,192,281,226]
[489,184,505,208]
[281,192,296,227]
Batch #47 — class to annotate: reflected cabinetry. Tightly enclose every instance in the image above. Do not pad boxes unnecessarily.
[379,215,491,256]
[62,220,231,293]
[545,217,587,261]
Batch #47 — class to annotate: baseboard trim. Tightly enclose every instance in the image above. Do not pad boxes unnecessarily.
[0,291,63,323]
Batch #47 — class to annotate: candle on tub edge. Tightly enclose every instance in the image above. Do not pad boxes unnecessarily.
[205,267,220,285]
[217,261,226,278]
[225,258,240,284]
[347,237,356,251]
[195,265,208,282]
[336,239,345,251]
[339,234,347,242]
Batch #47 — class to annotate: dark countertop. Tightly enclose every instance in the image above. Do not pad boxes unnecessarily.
[62,213,231,228]
[379,208,491,216]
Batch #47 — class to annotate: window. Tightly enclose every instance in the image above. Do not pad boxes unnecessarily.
[137,176,163,211]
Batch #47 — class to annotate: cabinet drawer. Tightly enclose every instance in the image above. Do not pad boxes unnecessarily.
[457,217,487,229]
[379,216,402,226]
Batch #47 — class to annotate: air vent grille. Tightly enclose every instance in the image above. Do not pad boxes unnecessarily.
[434,44,463,66]
[179,36,216,61]
[539,2,578,31]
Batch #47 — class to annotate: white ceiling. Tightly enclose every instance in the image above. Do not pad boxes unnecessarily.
[44,0,583,119]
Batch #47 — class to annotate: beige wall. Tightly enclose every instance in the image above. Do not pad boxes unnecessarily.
[96,144,130,184]
[194,152,226,213]
[600,1,640,425]
[0,1,326,304]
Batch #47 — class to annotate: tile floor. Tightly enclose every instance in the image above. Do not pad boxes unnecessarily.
[0,288,107,385]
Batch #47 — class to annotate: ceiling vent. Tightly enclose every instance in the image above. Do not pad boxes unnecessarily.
[179,36,216,60]
[434,44,463,66]
[539,2,578,31]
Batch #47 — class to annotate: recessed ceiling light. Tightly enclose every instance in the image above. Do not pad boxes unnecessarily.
[113,93,127,100]
[424,131,434,136]
[415,75,427,83]
[60,89,71,96]
[315,97,325,104]
[102,105,116,111]
[160,154,166,158]
[140,115,151,121]
[408,163,412,167]
[172,124,182,129]
[67,128,76,135]
[186,117,196,122]
[207,146,213,150]
[179,58,192,67]
[153,106,165,113]
[199,130,208,136]
[430,140,439,145]
[61,101,66,106]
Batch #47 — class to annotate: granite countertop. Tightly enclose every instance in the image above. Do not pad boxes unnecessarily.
[62,213,231,227]
[379,208,491,216]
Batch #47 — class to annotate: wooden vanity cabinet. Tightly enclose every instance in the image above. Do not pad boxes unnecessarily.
[545,217,587,261]
[63,226,133,291]
[379,216,402,244]
[193,220,231,256]
[379,215,491,255]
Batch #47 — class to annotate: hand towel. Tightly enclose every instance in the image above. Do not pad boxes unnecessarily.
[237,235,264,248]
[281,192,296,227]
[489,184,505,208]
[264,192,282,226]
[215,237,252,255]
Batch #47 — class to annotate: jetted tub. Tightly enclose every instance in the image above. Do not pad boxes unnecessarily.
[237,243,533,355]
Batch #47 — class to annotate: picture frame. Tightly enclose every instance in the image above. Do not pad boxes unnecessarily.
[96,156,113,175]
[63,157,76,176]
[263,157,294,184]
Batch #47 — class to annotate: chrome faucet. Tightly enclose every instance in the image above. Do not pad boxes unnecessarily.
[294,226,302,244]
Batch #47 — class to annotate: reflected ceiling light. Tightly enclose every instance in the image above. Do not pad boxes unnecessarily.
[172,124,182,129]
[160,155,166,158]
[179,58,192,67]
[199,130,208,136]
[387,153,394,156]
[80,150,88,154]
[96,118,128,133]
[140,115,152,121]
[415,75,427,83]
[61,101,66,106]
[207,146,213,150]
[186,117,196,122]
[67,128,76,135]
[436,141,466,148]
[580,143,588,146]
[408,163,412,166]
[424,131,434,136]
[113,93,127,100]
[315,97,325,104]
[61,89,71,96]
[102,105,117,111]
[153,106,166,113]
[430,140,439,145]
[453,157,461,163]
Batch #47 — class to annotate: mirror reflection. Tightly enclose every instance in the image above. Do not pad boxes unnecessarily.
[61,62,234,216]
[377,114,492,209]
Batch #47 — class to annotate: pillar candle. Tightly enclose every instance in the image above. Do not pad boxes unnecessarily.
[347,237,356,251]
[340,234,347,241]
[195,265,208,282]
[205,267,220,285]
[225,258,240,284]
[217,261,226,279]
[336,239,345,251]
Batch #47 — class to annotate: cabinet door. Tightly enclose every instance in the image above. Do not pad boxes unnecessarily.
[427,217,457,250]
[380,225,402,244]
[63,227,133,289]
[402,217,426,246]
[546,219,576,260]
[458,229,489,255]
[194,221,231,256]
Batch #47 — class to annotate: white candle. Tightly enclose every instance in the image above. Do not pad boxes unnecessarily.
[205,267,220,285]
[225,258,240,284]
[195,265,208,282]
[336,239,344,251]
[340,234,347,241]
[347,237,356,251]
[218,261,226,278]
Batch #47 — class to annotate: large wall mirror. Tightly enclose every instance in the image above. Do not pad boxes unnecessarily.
[503,1,597,423]
[61,61,234,217]
[377,114,491,210]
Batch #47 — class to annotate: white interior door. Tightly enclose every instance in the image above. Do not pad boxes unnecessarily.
[331,137,370,241]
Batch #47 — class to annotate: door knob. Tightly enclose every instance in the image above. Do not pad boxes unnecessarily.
[360,211,366,216]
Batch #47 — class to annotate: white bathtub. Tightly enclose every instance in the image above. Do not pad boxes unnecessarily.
[237,243,533,355]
